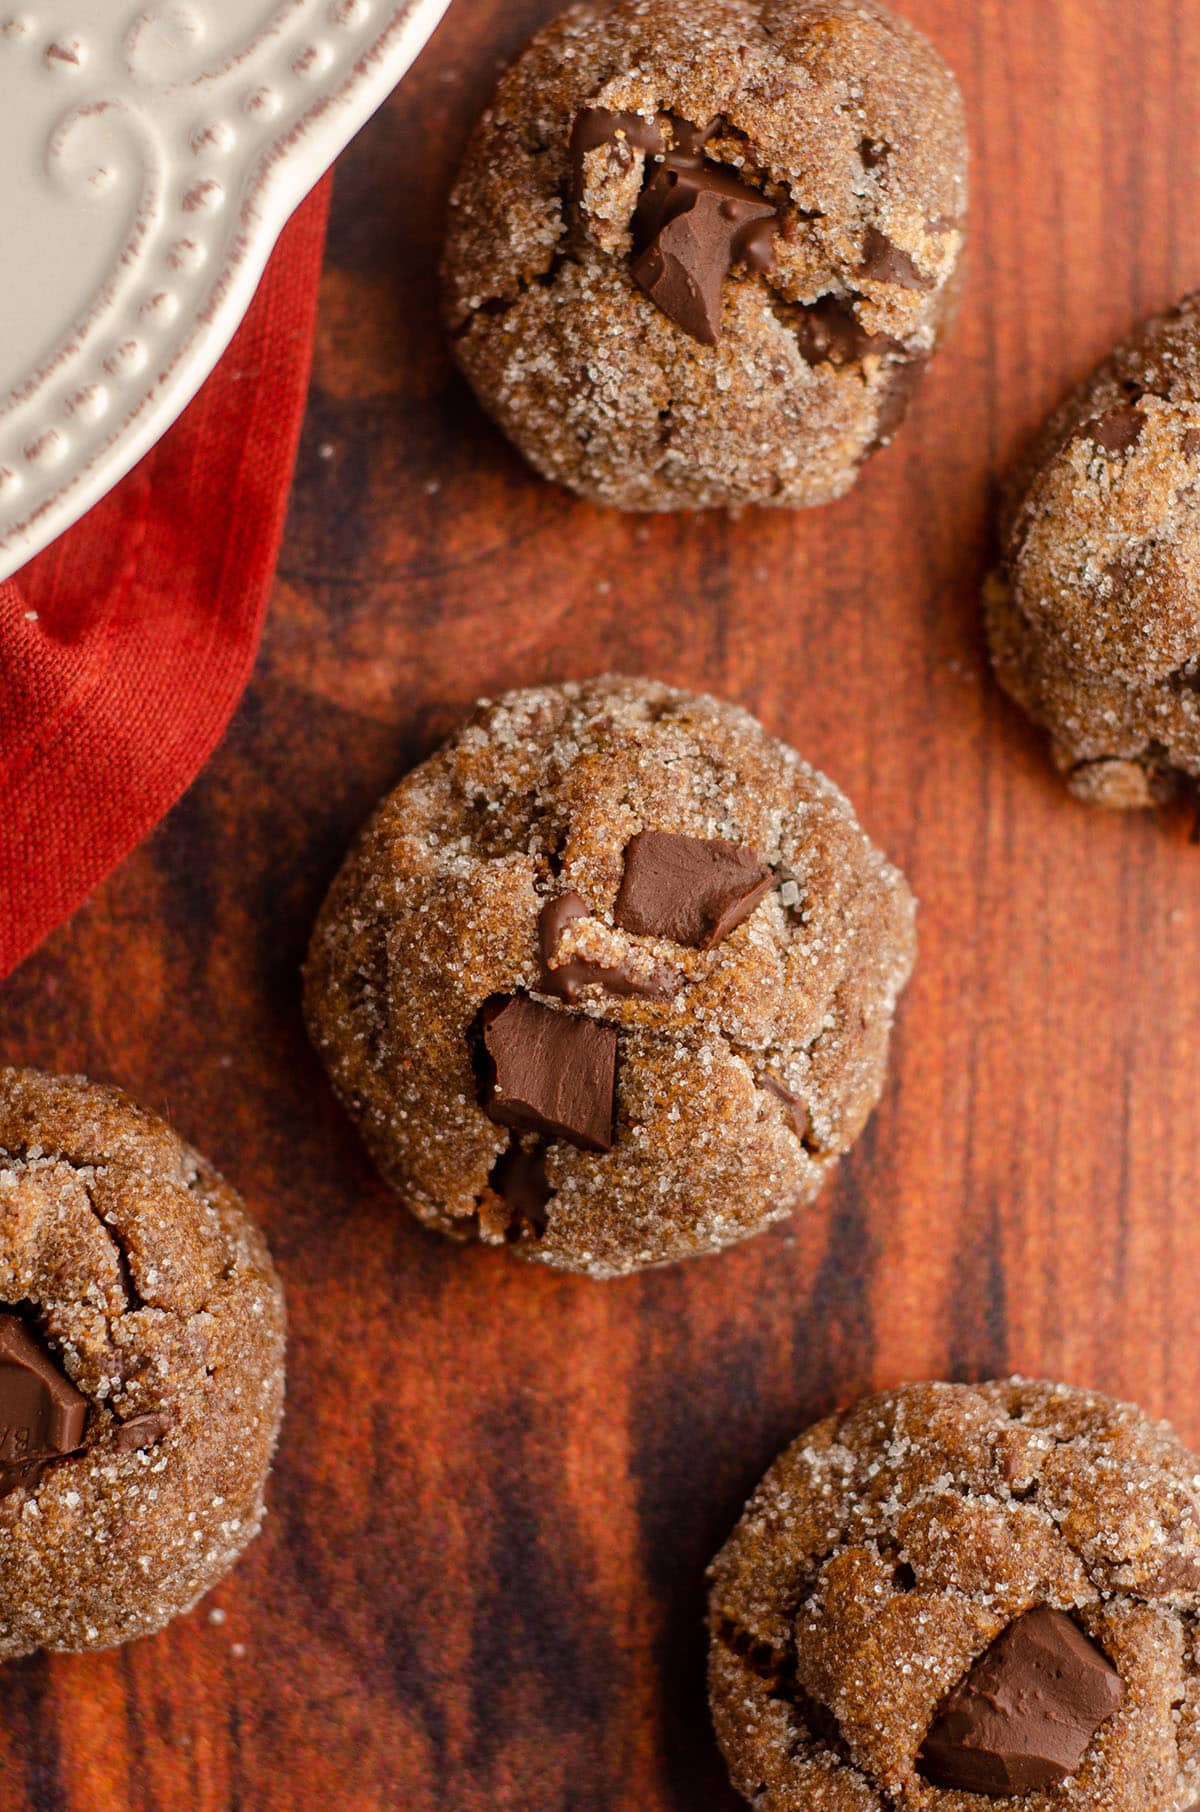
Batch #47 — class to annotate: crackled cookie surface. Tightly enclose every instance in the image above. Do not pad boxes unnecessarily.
[709,1380,1200,1810]
[443,0,967,512]
[304,677,915,1278]
[987,291,1200,811]
[0,1068,286,1657]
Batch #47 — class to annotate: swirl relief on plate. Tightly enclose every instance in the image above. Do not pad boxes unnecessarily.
[0,0,451,575]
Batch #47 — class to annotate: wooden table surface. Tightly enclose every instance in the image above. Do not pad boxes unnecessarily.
[2,2,1200,1806]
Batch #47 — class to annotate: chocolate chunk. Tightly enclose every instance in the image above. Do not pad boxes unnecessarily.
[116,1412,169,1454]
[669,116,720,158]
[570,106,665,197]
[632,149,778,345]
[859,137,890,169]
[857,225,935,291]
[761,1075,811,1144]
[919,1607,1125,1797]
[0,1314,87,1497]
[1137,1551,1200,1594]
[1074,405,1146,455]
[538,894,679,1001]
[488,1143,552,1236]
[571,107,665,162]
[481,996,617,1153]
[791,297,897,369]
[614,832,773,948]
[539,891,589,986]
[867,352,929,453]
[1183,429,1200,458]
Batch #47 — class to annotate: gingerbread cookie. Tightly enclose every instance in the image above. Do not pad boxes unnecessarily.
[444,0,967,511]
[709,1379,1200,1809]
[0,1068,286,1657]
[987,291,1200,811]
[304,676,915,1279]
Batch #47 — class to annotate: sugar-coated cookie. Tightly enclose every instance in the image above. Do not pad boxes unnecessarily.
[709,1379,1200,1809]
[0,1068,285,1656]
[305,676,915,1278]
[444,0,967,511]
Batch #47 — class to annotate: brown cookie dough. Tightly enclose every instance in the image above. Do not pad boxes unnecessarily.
[443,0,968,512]
[987,291,1200,811]
[0,1068,286,1657]
[708,1380,1200,1810]
[304,676,915,1278]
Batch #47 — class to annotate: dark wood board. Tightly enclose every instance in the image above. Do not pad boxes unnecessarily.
[2,1,1200,1806]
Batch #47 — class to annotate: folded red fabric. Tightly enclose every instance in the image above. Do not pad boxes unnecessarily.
[0,177,332,981]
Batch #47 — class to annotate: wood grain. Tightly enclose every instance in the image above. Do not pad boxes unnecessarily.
[2,1,1200,1806]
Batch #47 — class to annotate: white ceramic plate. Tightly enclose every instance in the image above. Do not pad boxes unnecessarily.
[0,0,451,580]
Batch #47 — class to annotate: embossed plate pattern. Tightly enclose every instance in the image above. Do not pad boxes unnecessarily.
[0,0,451,579]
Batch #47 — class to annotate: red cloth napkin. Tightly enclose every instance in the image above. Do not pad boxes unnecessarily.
[0,177,332,981]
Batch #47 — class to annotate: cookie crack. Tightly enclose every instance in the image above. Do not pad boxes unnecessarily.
[513,987,837,1141]
[452,194,574,338]
[714,1607,878,1788]
[77,1175,146,1313]
[762,285,906,375]
[0,1143,144,1312]
[715,1612,794,1686]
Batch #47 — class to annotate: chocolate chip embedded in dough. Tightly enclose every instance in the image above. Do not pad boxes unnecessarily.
[488,1143,553,1236]
[570,106,665,164]
[867,352,930,452]
[614,832,773,949]
[538,894,679,1001]
[115,1413,169,1454]
[569,106,665,199]
[1073,405,1146,455]
[791,297,898,369]
[1137,1551,1200,1595]
[0,1313,87,1496]
[669,116,720,158]
[856,224,935,290]
[631,155,778,345]
[480,996,618,1153]
[919,1607,1125,1797]
[538,892,590,996]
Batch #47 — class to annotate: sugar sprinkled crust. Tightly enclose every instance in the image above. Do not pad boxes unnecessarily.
[443,0,968,512]
[0,1068,286,1657]
[987,291,1200,810]
[708,1379,1200,1810]
[304,675,916,1279]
